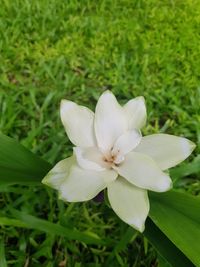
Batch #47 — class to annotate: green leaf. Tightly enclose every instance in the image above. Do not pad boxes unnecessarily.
[149,190,200,267]
[0,217,27,228]
[144,219,194,267]
[9,209,107,245]
[0,134,52,185]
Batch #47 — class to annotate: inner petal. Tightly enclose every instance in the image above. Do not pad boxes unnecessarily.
[73,146,108,171]
[113,154,125,165]
[111,129,142,159]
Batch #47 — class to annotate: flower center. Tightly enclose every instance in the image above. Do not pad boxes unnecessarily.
[102,149,124,168]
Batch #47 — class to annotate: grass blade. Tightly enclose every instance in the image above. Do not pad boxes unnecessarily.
[0,238,7,267]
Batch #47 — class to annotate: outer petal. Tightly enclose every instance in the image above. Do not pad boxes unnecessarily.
[60,100,96,147]
[115,152,172,192]
[123,96,146,130]
[107,177,149,232]
[94,91,127,153]
[73,146,106,171]
[42,157,75,190]
[59,164,117,202]
[112,129,142,157]
[134,134,196,170]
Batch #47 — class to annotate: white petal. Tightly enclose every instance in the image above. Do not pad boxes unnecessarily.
[59,164,117,202]
[115,152,172,192]
[73,146,106,171]
[42,157,75,190]
[134,134,196,170]
[107,177,149,232]
[94,91,127,152]
[123,96,146,130]
[60,100,96,147]
[112,129,142,158]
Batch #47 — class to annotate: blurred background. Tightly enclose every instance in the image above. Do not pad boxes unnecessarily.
[0,0,199,266]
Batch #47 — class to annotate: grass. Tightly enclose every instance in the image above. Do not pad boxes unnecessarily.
[0,0,200,266]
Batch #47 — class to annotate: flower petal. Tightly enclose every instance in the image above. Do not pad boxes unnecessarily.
[107,177,149,232]
[115,152,172,192]
[60,100,96,147]
[123,96,146,130]
[73,146,106,171]
[94,91,127,153]
[42,156,75,190]
[112,129,142,157]
[59,164,117,202]
[134,134,196,170]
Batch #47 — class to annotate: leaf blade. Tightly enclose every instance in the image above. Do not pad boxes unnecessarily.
[0,134,52,185]
[144,218,194,267]
[149,190,200,267]
[9,209,106,245]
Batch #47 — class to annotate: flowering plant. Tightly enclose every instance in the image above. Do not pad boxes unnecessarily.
[42,91,195,232]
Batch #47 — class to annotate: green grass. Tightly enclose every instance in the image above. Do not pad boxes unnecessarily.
[0,0,200,266]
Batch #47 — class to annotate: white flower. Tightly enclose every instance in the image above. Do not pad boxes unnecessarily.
[42,91,195,232]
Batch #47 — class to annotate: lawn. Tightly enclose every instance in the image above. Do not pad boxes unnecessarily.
[0,0,200,266]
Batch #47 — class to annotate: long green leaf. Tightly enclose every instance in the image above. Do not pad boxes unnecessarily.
[144,219,194,267]
[149,190,200,267]
[0,217,27,228]
[9,209,106,245]
[0,134,52,185]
